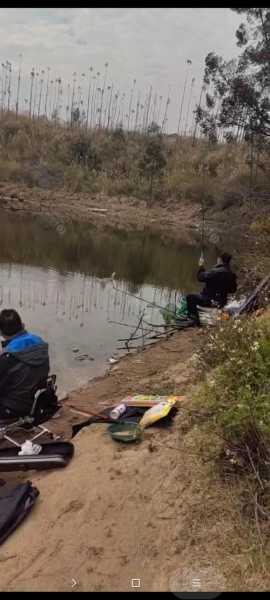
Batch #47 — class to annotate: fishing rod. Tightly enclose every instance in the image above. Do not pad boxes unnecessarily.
[199,204,206,265]
[119,326,177,342]
[199,163,208,265]
[108,319,154,334]
[108,317,180,332]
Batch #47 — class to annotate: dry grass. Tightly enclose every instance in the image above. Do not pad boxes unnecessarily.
[0,112,269,205]
[174,408,270,591]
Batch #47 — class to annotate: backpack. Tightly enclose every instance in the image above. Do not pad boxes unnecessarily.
[175,296,189,320]
[0,481,39,545]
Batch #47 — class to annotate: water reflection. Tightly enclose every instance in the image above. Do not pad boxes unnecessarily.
[0,212,217,392]
[0,213,218,290]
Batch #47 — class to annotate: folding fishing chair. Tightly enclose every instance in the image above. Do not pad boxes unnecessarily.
[0,375,61,449]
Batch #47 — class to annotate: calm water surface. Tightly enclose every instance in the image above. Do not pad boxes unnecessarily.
[0,212,217,393]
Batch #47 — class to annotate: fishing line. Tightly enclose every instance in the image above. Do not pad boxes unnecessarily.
[111,275,178,318]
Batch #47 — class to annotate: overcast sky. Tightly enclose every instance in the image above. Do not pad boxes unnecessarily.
[0,8,242,132]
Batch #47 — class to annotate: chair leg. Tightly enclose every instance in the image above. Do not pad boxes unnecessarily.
[30,425,52,442]
[0,418,25,437]
[3,434,21,448]
[2,424,54,449]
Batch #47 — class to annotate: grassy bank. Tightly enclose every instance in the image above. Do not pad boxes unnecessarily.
[0,112,269,209]
[180,306,270,576]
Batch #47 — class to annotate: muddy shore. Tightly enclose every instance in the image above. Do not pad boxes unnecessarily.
[0,182,202,242]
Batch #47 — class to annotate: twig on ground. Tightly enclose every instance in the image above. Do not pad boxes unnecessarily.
[125,309,146,351]
[246,444,265,490]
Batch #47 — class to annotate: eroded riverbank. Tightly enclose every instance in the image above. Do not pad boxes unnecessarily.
[0,182,201,244]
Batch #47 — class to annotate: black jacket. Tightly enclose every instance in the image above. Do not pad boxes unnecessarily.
[197,263,237,307]
[0,331,49,417]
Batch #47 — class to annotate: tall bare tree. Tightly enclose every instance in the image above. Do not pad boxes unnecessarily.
[37,70,45,118]
[29,68,35,118]
[161,88,171,133]
[157,95,163,128]
[15,54,23,119]
[184,76,195,136]
[192,82,206,145]
[106,83,113,129]
[177,58,192,137]
[44,66,50,118]
[99,62,108,128]
[86,66,93,129]
[127,78,136,131]
[7,61,12,112]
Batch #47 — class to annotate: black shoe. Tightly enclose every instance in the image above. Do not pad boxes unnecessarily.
[188,314,200,326]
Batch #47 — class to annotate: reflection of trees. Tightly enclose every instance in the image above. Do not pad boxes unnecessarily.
[0,214,219,293]
[123,238,153,287]
[0,269,132,323]
[126,282,140,295]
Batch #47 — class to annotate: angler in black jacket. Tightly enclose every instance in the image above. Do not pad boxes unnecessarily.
[0,309,49,418]
[186,252,237,325]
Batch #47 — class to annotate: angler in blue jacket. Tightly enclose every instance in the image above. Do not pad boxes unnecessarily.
[0,309,49,418]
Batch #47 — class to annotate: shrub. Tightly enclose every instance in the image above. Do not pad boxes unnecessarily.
[139,134,166,205]
[0,159,35,185]
[250,217,270,236]
[195,316,270,443]
[69,139,101,170]
[64,165,98,193]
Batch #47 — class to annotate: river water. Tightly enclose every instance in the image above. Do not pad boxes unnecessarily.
[0,212,217,393]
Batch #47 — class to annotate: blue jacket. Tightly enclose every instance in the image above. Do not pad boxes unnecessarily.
[0,331,49,417]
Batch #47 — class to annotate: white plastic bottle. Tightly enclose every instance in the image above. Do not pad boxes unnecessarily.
[110,403,126,420]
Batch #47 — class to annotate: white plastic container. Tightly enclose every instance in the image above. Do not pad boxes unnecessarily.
[18,440,42,456]
[198,307,221,326]
[110,403,126,420]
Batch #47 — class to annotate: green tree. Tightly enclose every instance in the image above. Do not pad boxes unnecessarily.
[139,132,166,206]
[147,121,162,136]
[71,107,81,127]
[112,125,125,142]
[196,8,270,143]
[70,138,101,170]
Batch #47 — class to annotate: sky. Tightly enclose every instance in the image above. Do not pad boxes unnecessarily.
[0,8,243,133]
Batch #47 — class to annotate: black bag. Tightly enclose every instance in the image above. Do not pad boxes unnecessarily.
[0,480,39,545]
[31,388,59,426]
[0,441,74,472]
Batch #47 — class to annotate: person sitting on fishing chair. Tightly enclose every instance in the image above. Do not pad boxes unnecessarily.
[0,309,50,419]
[186,252,237,326]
